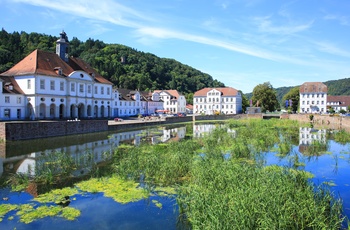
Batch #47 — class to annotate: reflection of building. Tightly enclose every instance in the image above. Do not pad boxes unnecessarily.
[299,82,327,114]
[0,126,188,177]
[299,127,327,153]
[193,124,235,138]
[160,127,186,143]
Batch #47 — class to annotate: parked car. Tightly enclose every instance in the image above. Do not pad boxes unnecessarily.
[178,113,187,117]
[114,117,123,122]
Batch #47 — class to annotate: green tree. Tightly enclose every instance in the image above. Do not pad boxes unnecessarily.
[239,90,249,113]
[282,86,300,113]
[251,82,279,113]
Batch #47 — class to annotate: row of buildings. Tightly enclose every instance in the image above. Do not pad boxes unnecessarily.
[0,31,243,121]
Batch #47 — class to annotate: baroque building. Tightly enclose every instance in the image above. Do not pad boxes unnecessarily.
[193,87,242,115]
[299,82,327,114]
[0,31,113,120]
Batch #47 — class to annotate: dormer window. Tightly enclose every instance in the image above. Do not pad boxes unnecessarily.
[54,67,63,75]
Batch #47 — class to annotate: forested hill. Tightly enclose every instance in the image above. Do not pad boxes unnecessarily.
[0,29,224,96]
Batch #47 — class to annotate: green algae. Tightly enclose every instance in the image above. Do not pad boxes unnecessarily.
[0,204,18,222]
[34,187,78,204]
[152,200,163,209]
[76,176,149,204]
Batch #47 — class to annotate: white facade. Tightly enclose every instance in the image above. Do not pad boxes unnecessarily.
[158,90,186,114]
[299,82,327,114]
[193,87,242,115]
[0,79,26,120]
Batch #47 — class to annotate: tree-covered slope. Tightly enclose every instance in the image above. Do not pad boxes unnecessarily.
[0,29,224,96]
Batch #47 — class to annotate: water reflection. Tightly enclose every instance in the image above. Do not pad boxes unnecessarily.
[0,126,187,178]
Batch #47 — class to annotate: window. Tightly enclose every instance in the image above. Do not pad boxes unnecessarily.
[79,84,84,93]
[27,80,31,89]
[40,79,45,90]
[107,87,110,95]
[88,85,92,94]
[5,96,10,103]
[60,81,64,91]
[4,109,10,118]
[17,97,21,104]
[50,80,55,90]
[95,86,98,94]
[101,87,104,95]
[71,83,75,92]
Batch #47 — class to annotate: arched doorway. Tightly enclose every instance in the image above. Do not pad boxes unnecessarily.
[26,103,34,120]
[87,105,92,118]
[39,103,46,119]
[49,104,55,119]
[78,103,85,118]
[70,104,77,119]
[101,105,105,118]
[94,105,98,118]
[59,104,64,119]
[107,106,111,118]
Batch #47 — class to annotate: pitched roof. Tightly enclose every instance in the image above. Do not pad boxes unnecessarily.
[154,90,183,99]
[194,87,239,97]
[327,95,350,107]
[0,49,112,85]
[300,82,327,93]
[1,76,25,94]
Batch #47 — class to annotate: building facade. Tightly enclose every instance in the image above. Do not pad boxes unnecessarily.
[0,31,113,120]
[327,95,350,113]
[154,90,186,114]
[193,87,242,115]
[299,82,327,114]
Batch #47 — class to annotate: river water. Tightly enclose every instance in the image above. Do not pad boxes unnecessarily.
[0,123,349,229]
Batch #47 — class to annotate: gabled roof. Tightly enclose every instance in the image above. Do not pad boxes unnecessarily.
[194,87,239,97]
[327,95,350,107]
[115,88,137,101]
[0,49,112,85]
[300,82,327,93]
[154,89,183,99]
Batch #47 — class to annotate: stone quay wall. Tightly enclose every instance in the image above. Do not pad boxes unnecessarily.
[3,113,350,141]
[0,120,108,141]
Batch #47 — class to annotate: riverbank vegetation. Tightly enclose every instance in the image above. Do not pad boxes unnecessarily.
[0,118,347,228]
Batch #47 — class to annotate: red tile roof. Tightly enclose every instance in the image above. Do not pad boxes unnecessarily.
[300,82,327,93]
[327,95,350,107]
[194,87,239,97]
[0,49,112,85]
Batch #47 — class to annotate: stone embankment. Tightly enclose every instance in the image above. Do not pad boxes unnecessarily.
[1,113,349,141]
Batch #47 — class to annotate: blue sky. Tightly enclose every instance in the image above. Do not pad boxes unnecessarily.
[1,0,350,93]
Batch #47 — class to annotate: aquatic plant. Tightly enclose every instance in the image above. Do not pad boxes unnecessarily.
[334,129,350,145]
[0,204,18,222]
[76,176,149,204]
[177,159,343,229]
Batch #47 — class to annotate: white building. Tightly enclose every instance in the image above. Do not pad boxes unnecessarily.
[0,31,113,120]
[193,87,242,115]
[299,82,327,114]
[140,91,164,115]
[154,90,186,114]
[327,96,350,113]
